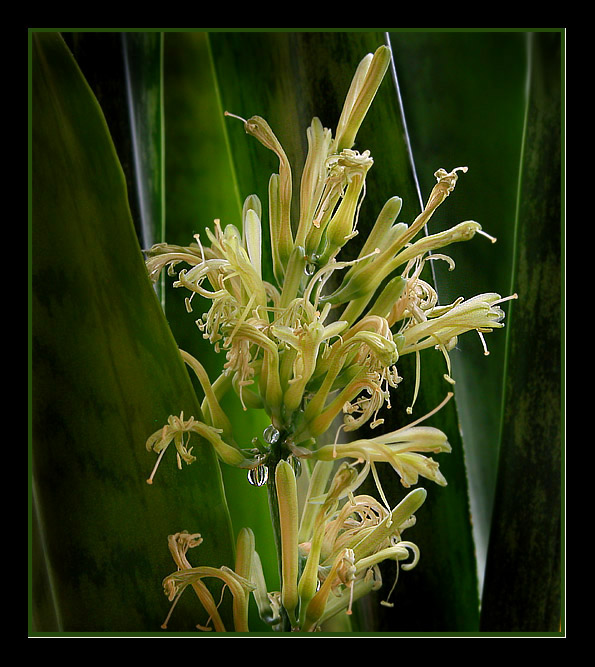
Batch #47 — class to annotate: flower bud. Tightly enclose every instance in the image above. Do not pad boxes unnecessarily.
[334,45,392,151]
[243,207,262,279]
[351,488,427,562]
[275,460,300,627]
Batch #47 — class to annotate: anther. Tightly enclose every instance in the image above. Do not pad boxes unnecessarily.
[146,446,167,485]
[477,228,497,243]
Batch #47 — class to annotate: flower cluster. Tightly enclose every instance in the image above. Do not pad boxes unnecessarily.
[144,45,515,632]
[159,461,427,632]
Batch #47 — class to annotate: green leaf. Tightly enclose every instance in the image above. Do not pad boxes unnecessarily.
[63,32,164,251]
[162,32,278,630]
[388,30,528,592]
[480,31,562,632]
[64,31,166,306]
[31,32,236,633]
[121,32,166,249]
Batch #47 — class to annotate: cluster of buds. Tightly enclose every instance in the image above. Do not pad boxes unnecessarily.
[144,45,515,632]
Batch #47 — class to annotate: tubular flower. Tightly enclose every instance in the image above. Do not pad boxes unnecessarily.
[160,530,257,632]
[145,411,249,484]
[292,461,428,630]
[143,44,516,633]
[161,472,424,632]
[398,292,517,358]
[314,424,452,489]
[144,43,512,455]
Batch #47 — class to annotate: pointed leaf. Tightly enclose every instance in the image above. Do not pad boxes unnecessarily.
[480,31,563,632]
[388,30,529,591]
[31,32,236,632]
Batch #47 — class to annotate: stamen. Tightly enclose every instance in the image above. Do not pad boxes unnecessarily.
[193,232,207,263]
[161,588,184,629]
[333,423,346,458]
[477,228,497,243]
[346,581,355,616]
[195,623,214,632]
[184,293,195,313]
[433,337,455,383]
[195,584,227,631]
[224,110,248,124]
[406,350,421,415]
[497,293,519,305]
[478,330,490,356]
[370,462,392,524]
[146,445,168,485]
[394,391,454,433]
[380,562,400,608]
[351,177,367,237]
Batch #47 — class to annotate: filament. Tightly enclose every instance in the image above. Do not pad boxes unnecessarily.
[224,110,248,124]
[146,446,168,485]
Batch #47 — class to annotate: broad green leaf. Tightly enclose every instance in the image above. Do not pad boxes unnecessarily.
[31,32,236,633]
[208,31,479,632]
[388,30,528,590]
[480,31,563,632]
[161,32,277,630]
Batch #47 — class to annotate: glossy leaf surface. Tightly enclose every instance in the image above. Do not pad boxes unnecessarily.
[480,31,563,632]
[31,32,235,632]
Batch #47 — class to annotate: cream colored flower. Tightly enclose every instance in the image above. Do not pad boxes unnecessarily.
[160,530,257,632]
[145,411,247,484]
[143,44,517,633]
[314,425,451,489]
[294,458,428,630]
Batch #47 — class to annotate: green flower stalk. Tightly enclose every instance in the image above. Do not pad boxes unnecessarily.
[142,44,516,632]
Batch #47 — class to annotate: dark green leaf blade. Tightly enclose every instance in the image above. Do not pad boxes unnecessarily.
[31,32,236,633]
[120,32,165,250]
[480,31,563,632]
[388,30,529,594]
[161,33,278,632]
[63,32,164,251]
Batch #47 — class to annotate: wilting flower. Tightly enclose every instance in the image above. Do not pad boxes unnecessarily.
[160,459,428,633]
[398,292,516,359]
[145,411,248,484]
[291,460,428,630]
[160,529,257,632]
